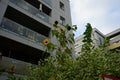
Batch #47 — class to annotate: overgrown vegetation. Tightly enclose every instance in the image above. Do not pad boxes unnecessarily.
[7,22,120,80]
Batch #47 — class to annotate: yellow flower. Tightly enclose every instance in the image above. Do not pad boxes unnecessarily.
[10,65,15,72]
[43,38,49,45]
[59,27,63,33]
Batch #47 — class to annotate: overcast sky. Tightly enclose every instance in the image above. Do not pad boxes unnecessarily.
[70,0,120,38]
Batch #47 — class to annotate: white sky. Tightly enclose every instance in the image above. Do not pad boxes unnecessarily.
[70,0,120,38]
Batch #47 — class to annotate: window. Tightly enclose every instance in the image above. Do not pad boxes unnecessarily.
[60,2,65,11]
[60,16,65,25]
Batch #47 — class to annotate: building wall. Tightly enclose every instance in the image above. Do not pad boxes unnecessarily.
[0,0,72,77]
[0,0,51,50]
[74,35,84,57]
[74,27,120,57]
[50,0,72,56]
[0,0,72,55]
[106,28,120,49]
[0,0,8,24]
[92,28,105,47]
[51,0,72,25]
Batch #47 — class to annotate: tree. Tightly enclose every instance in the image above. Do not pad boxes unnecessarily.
[82,23,93,52]
[76,38,120,79]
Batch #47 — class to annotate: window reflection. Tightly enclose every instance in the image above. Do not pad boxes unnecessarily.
[0,18,46,45]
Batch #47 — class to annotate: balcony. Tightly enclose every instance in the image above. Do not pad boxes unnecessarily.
[42,0,52,7]
[9,0,51,24]
[0,56,30,75]
[109,35,120,44]
[109,41,120,50]
[0,18,47,46]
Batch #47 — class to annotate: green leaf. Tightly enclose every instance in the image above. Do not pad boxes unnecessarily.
[47,43,55,51]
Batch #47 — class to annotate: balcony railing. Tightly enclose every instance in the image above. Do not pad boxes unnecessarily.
[9,0,51,24]
[109,35,120,44]
[42,0,52,6]
[0,18,47,46]
[0,56,30,74]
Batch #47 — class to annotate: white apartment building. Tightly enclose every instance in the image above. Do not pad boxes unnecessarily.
[74,27,120,58]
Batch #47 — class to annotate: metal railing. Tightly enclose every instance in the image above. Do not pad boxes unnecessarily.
[9,0,51,24]
[0,18,47,46]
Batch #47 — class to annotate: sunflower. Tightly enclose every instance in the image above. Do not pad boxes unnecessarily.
[59,27,63,32]
[43,38,49,45]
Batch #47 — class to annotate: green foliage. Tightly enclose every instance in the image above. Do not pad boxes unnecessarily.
[7,22,120,80]
[7,74,26,80]
[77,46,120,79]
[82,23,93,52]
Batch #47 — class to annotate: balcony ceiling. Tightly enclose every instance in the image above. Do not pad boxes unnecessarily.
[0,36,49,64]
[4,6,50,37]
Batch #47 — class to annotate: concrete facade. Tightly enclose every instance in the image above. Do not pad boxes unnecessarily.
[0,0,72,77]
[74,28,120,57]
[106,28,120,50]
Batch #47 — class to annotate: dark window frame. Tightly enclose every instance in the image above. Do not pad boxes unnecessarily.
[60,16,65,25]
[59,2,65,11]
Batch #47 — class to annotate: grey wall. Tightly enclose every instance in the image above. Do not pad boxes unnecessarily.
[51,0,72,25]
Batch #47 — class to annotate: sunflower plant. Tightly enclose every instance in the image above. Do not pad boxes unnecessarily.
[43,21,77,65]
[17,21,77,80]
